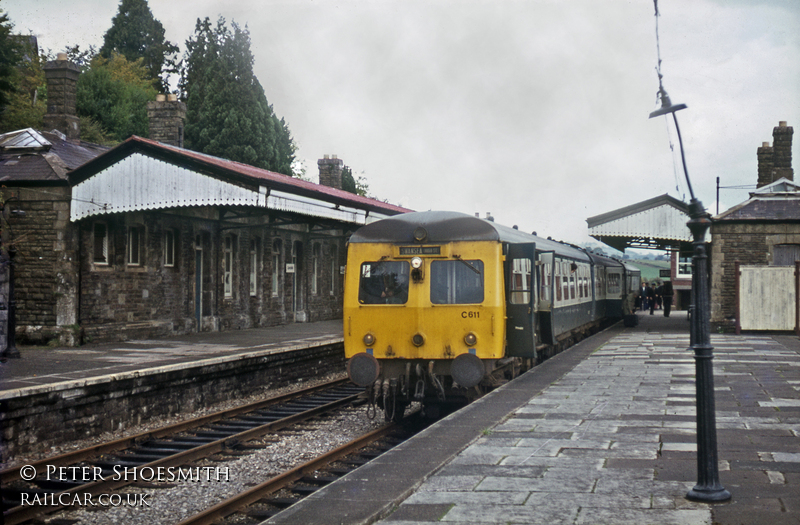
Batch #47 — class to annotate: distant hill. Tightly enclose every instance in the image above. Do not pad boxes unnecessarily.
[628,259,670,284]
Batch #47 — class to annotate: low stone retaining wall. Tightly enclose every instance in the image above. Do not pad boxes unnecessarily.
[0,341,345,460]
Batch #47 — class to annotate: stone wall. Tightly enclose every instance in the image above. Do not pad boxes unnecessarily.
[76,210,346,344]
[5,186,80,346]
[710,222,800,331]
[0,342,345,459]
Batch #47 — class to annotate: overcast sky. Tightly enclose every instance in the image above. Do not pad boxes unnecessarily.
[4,0,799,247]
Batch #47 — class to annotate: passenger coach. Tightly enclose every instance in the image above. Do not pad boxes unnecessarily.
[343,211,639,421]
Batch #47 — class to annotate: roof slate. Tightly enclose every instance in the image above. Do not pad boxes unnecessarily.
[0,129,109,184]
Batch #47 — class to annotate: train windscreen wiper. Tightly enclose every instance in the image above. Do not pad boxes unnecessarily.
[453,255,481,275]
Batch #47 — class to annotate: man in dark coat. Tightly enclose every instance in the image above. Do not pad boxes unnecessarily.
[662,281,674,317]
[647,283,656,315]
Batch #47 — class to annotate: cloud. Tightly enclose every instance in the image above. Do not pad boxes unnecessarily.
[5,0,798,246]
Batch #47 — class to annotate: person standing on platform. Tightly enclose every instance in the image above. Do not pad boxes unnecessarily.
[647,283,656,315]
[641,282,649,311]
[662,280,673,317]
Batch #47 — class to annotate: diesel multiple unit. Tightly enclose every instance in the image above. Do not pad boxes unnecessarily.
[343,211,640,421]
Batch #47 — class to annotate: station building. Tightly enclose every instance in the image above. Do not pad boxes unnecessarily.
[589,121,798,334]
[0,55,409,347]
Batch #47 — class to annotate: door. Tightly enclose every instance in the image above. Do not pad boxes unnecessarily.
[505,243,536,358]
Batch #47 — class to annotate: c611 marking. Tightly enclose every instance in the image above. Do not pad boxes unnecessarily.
[461,311,480,319]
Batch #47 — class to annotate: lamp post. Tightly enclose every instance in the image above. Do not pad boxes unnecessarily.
[649,86,731,503]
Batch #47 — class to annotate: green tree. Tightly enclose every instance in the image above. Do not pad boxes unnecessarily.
[99,0,178,92]
[180,17,295,175]
[0,36,45,132]
[0,7,20,115]
[341,166,370,197]
[76,53,157,142]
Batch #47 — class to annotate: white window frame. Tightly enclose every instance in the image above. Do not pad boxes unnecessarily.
[272,239,281,297]
[127,224,144,266]
[311,243,320,295]
[678,254,693,279]
[249,238,258,297]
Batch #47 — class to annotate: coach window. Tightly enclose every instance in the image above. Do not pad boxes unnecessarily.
[431,260,484,304]
[555,263,562,302]
[359,261,409,304]
[508,257,531,305]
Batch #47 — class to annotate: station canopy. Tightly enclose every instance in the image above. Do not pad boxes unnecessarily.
[586,194,695,253]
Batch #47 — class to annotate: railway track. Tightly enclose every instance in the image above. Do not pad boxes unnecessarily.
[176,422,413,525]
[1,378,364,525]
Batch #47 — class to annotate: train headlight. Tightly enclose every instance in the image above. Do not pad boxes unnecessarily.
[464,332,478,346]
[412,333,425,347]
[411,257,423,269]
[363,332,376,346]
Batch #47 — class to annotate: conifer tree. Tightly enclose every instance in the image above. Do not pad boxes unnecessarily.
[0,8,20,114]
[99,0,178,92]
[180,17,295,175]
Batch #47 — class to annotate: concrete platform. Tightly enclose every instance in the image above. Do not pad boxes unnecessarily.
[266,311,800,525]
[0,320,343,394]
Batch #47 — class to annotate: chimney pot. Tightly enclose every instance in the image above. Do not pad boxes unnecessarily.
[763,142,770,147]
[56,52,68,60]
[779,121,787,127]
[156,94,166,102]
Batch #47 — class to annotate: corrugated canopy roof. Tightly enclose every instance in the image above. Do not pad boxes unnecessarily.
[69,136,411,224]
[586,194,695,252]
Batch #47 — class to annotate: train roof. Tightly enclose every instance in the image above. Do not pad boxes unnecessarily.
[350,210,591,260]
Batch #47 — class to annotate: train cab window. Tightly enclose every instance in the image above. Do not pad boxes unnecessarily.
[508,257,531,305]
[359,261,409,305]
[430,260,484,304]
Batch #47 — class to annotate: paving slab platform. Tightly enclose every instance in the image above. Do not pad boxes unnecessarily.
[0,320,343,395]
[266,311,800,525]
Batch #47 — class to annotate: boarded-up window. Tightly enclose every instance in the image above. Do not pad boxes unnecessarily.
[773,244,800,266]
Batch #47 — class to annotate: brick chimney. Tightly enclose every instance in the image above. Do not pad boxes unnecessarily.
[318,155,343,189]
[147,94,186,147]
[756,141,774,188]
[772,121,793,182]
[43,53,80,139]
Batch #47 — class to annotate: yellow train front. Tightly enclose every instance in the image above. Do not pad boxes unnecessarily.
[343,211,539,421]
